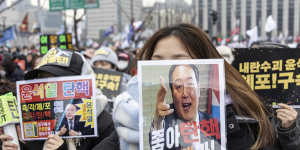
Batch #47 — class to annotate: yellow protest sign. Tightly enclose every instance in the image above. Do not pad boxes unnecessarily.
[37,48,72,68]
[0,92,19,127]
[75,98,94,128]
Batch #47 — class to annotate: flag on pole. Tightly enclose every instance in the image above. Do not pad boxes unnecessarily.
[20,13,28,32]
[133,21,143,31]
[127,23,134,44]
[246,26,258,47]
[103,26,114,37]
[0,26,16,46]
[265,16,277,33]
[230,27,240,36]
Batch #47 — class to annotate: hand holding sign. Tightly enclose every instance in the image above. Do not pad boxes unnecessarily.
[153,76,174,130]
[44,134,64,150]
[58,125,67,136]
[276,103,298,128]
[69,130,80,136]
[0,93,20,150]
[0,134,18,150]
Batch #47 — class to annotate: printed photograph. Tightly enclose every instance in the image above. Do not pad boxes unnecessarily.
[139,60,226,150]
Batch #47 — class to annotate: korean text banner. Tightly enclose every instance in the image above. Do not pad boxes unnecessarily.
[0,92,19,127]
[232,48,300,107]
[93,68,123,99]
[16,75,97,140]
[138,60,226,150]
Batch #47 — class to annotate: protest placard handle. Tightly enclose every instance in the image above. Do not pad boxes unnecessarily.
[4,124,20,150]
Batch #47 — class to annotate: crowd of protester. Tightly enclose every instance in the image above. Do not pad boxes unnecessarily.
[0,23,298,150]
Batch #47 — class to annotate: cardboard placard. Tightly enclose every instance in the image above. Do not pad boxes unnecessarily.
[232,48,300,108]
[17,75,97,140]
[93,68,123,99]
[138,60,226,150]
[0,93,19,127]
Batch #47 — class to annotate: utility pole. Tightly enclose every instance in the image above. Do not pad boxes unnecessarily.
[1,16,6,31]
[37,0,41,32]
[198,0,201,27]
[64,11,67,32]
[157,4,161,29]
[84,9,88,46]
[165,4,168,26]
[130,0,133,21]
[117,0,122,33]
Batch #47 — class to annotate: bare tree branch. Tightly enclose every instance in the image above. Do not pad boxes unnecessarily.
[0,0,24,14]
[0,0,5,6]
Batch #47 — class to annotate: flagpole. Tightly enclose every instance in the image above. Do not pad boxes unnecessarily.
[37,0,41,32]
[1,16,5,31]
[84,8,88,47]
[117,0,122,33]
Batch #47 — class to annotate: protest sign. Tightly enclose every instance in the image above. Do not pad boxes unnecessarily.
[40,33,73,55]
[138,59,226,150]
[232,48,300,108]
[0,92,19,127]
[17,75,97,140]
[0,92,21,149]
[37,47,73,69]
[93,68,123,99]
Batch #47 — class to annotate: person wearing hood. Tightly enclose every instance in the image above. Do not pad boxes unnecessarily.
[91,47,131,95]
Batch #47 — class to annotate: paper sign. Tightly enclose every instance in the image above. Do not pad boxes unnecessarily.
[17,75,97,140]
[0,93,19,127]
[232,48,300,108]
[138,59,226,150]
[93,68,123,99]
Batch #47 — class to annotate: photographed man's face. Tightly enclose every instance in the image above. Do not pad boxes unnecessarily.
[66,104,77,120]
[171,65,199,122]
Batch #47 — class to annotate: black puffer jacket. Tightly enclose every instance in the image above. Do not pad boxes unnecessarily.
[227,104,300,150]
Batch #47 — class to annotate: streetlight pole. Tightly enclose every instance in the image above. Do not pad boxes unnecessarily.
[130,0,133,21]
[117,0,122,33]
[1,16,6,31]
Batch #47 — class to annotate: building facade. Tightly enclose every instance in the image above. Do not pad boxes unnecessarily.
[0,0,63,47]
[196,0,300,40]
[145,0,193,31]
[86,0,142,39]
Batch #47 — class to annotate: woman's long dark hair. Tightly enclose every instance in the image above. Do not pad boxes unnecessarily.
[139,24,274,150]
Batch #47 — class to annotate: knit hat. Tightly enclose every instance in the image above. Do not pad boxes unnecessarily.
[25,48,84,79]
[91,47,118,68]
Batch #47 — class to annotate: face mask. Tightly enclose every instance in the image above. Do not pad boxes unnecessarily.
[118,60,129,70]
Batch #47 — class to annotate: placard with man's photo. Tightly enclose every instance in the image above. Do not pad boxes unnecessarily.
[138,59,226,150]
[16,75,97,140]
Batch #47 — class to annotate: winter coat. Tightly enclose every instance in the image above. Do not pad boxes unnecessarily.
[227,104,300,150]
[113,76,300,150]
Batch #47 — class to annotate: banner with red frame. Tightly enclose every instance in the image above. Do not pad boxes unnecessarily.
[16,75,97,140]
